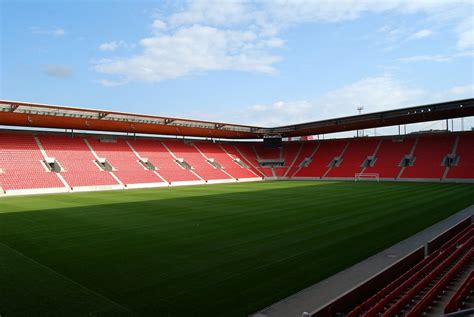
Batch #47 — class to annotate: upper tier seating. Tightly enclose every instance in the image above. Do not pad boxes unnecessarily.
[87,138,164,186]
[193,142,257,179]
[326,138,379,178]
[295,140,348,177]
[400,134,455,179]
[0,133,64,191]
[39,135,118,188]
[164,140,231,181]
[363,137,415,178]
[129,139,199,183]
[447,133,474,179]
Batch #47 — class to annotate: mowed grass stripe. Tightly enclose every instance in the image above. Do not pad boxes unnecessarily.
[0,181,473,316]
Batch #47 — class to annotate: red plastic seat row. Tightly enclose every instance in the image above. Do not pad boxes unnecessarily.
[383,236,473,316]
[347,247,446,316]
[406,249,473,316]
[440,224,474,252]
[361,246,456,316]
[351,225,474,316]
[444,270,474,314]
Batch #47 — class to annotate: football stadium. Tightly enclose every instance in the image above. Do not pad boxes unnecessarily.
[0,1,474,317]
[0,98,473,317]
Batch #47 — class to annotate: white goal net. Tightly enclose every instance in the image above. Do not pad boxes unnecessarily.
[355,173,380,182]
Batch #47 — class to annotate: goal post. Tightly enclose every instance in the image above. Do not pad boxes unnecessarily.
[355,173,380,182]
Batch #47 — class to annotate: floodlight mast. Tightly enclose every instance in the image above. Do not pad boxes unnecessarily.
[357,106,364,137]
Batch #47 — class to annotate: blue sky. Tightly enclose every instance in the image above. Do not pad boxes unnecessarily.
[1,0,473,130]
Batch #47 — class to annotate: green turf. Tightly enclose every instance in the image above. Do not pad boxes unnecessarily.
[1,181,473,316]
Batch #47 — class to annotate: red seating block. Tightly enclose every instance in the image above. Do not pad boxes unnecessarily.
[401,134,455,179]
[194,142,258,179]
[0,133,64,191]
[447,133,474,179]
[87,138,164,186]
[39,135,118,188]
[129,139,199,183]
[164,140,231,181]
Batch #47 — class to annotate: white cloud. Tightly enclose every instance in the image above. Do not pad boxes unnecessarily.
[207,76,424,126]
[319,76,424,117]
[95,25,281,84]
[450,84,474,95]
[398,54,451,62]
[457,16,474,49]
[245,100,313,126]
[31,27,65,37]
[408,29,433,40]
[184,75,473,132]
[44,64,73,78]
[168,0,250,26]
[152,19,167,33]
[397,50,474,63]
[94,79,125,87]
[99,41,127,51]
[95,0,473,84]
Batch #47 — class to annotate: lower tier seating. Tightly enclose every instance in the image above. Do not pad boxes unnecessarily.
[164,140,232,181]
[87,138,164,186]
[0,133,65,191]
[448,133,474,179]
[363,137,415,178]
[193,142,258,179]
[347,224,473,317]
[295,140,348,177]
[219,143,265,177]
[400,134,455,179]
[326,138,379,178]
[129,139,199,183]
[39,135,119,188]
[0,131,473,192]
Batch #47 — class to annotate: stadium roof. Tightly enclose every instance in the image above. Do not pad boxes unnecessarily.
[0,98,473,139]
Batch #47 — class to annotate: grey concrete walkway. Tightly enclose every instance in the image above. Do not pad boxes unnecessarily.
[251,205,474,317]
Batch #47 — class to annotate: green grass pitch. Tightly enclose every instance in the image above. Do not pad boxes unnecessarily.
[1,181,473,316]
